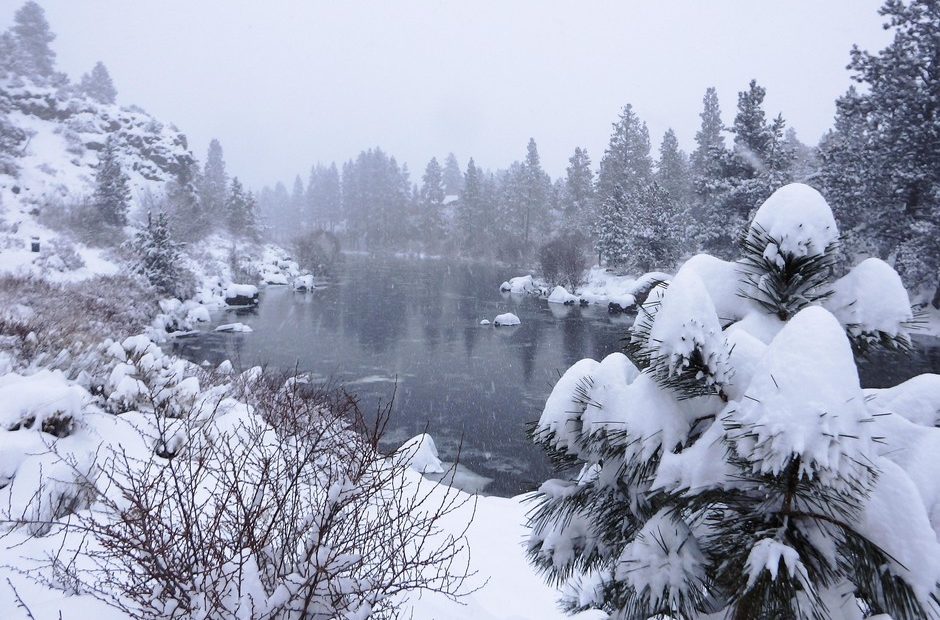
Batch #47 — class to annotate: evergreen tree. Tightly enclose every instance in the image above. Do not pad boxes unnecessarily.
[656,129,692,215]
[704,81,791,259]
[529,184,931,620]
[604,181,683,273]
[456,157,482,254]
[290,175,305,229]
[11,1,56,81]
[690,87,731,253]
[200,139,228,220]
[783,127,816,183]
[442,152,463,195]
[305,164,323,230]
[321,162,342,232]
[821,0,940,302]
[818,89,880,258]
[226,177,254,237]
[0,68,27,175]
[0,32,19,79]
[597,104,653,202]
[166,158,207,241]
[133,210,187,298]
[78,61,117,104]
[92,136,131,227]
[419,157,446,251]
[563,147,595,240]
[731,79,772,178]
[596,104,653,264]
[521,138,551,250]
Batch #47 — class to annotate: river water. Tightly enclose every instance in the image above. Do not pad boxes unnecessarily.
[169,255,940,496]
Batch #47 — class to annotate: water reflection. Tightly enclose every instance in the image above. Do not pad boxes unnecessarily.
[169,255,940,496]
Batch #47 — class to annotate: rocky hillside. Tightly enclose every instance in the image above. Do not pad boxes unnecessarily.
[0,75,194,210]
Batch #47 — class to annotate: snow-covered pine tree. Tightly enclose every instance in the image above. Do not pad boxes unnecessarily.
[305,163,322,230]
[783,127,816,183]
[703,81,794,259]
[0,71,28,175]
[456,157,483,255]
[226,176,253,237]
[595,104,654,265]
[817,88,880,260]
[166,158,208,241]
[593,184,629,269]
[318,162,341,233]
[656,129,692,246]
[820,0,940,304]
[563,147,595,241]
[92,135,131,228]
[132,210,188,298]
[200,138,228,221]
[521,138,552,251]
[10,1,57,82]
[622,181,684,275]
[691,87,732,257]
[419,156,446,252]
[289,174,305,229]
[443,152,463,195]
[78,61,117,104]
[528,183,934,620]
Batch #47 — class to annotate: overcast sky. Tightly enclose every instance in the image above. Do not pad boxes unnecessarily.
[5,1,892,189]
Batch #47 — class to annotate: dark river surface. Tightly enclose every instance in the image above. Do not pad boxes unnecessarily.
[169,255,940,497]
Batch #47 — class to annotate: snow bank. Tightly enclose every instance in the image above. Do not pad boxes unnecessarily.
[493,312,521,327]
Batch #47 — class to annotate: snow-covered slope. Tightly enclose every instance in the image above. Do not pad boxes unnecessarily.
[1,76,194,208]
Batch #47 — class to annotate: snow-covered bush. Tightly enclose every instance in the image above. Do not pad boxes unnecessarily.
[40,373,473,620]
[34,236,86,272]
[527,183,935,619]
[101,334,200,417]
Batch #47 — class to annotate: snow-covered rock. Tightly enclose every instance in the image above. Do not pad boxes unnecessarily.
[493,312,521,327]
[260,271,288,286]
[499,275,542,295]
[398,434,445,474]
[215,322,253,333]
[293,274,315,292]
[224,283,259,306]
[479,319,491,325]
[547,285,579,305]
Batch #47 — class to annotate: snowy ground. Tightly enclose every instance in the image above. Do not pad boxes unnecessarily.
[0,188,587,619]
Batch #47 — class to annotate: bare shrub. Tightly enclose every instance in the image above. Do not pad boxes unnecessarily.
[291,230,340,276]
[538,233,587,290]
[29,373,474,619]
[0,274,158,376]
